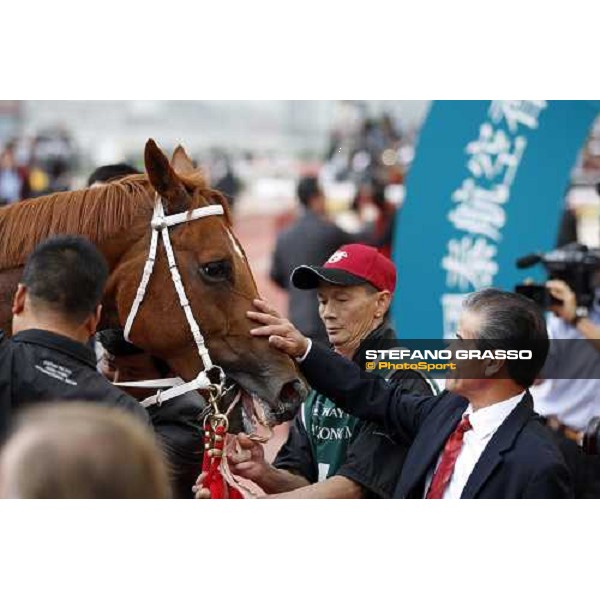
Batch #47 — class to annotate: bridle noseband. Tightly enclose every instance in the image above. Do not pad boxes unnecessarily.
[118,193,226,409]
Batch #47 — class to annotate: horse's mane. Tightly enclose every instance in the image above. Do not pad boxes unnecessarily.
[0,170,229,271]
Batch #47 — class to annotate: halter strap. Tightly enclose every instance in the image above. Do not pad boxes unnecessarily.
[118,194,225,406]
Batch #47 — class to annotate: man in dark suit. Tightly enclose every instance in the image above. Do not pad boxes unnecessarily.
[270,176,356,345]
[247,288,573,498]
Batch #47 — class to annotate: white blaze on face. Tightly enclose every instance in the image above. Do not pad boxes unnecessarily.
[227,228,245,261]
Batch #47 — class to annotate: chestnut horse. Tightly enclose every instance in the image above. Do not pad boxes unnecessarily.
[0,139,305,427]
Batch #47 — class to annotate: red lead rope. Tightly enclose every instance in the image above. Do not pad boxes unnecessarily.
[201,420,243,499]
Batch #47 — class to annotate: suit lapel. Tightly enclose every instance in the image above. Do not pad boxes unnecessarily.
[400,399,466,497]
[460,391,534,499]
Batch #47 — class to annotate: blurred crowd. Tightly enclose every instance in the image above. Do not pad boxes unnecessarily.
[323,109,409,186]
[0,130,76,205]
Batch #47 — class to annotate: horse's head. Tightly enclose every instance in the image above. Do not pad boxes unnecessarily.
[106,140,307,431]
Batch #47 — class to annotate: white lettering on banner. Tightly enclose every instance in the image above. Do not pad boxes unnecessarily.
[489,100,548,133]
[466,124,527,185]
[448,179,510,241]
[442,237,498,290]
[441,100,548,333]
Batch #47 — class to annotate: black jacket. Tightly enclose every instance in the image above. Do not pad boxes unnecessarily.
[273,322,434,498]
[148,391,205,499]
[0,329,149,440]
[299,342,573,499]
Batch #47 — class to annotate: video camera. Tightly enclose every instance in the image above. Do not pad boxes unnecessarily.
[515,243,600,309]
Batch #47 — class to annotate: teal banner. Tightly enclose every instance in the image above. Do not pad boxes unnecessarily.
[391,100,600,339]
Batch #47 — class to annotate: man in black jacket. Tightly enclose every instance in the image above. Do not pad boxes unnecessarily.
[248,288,573,499]
[0,236,148,441]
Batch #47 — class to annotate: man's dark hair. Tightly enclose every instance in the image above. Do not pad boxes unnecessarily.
[297,176,321,208]
[463,288,549,388]
[22,236,108,322]
[87,163,141,186]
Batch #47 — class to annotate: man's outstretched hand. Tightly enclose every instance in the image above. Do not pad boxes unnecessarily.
[247,298,310,359]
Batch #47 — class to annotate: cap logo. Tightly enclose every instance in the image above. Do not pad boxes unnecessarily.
[326,250,348,264]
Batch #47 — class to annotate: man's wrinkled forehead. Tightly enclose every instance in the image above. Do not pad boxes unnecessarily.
[316,282,370,296]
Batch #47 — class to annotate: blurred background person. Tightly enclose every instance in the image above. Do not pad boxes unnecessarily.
[0,402,171,499]
[210,152,241,212]
[270,176,357,345]
[351,179,398,258]
[0,142,30,205]
[87,162,141,187]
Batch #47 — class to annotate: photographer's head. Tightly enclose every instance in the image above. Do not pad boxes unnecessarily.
[447,289,549,407]
[12,236,108,342]
[292,244,395,358]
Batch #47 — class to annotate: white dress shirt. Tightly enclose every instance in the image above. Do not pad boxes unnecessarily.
[424,392,525,499]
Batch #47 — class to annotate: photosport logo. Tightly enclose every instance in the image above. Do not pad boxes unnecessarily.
[357,340,536,379]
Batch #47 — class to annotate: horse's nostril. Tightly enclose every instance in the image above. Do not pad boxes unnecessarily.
[279,379,306,406]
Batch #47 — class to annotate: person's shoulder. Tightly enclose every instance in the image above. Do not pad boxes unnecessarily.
[511,416,567,470]
[388,368,440,395]
[0,330,12,364]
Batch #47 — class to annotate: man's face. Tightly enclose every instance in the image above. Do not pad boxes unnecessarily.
[317,283,388,354]
[445,309,491,398]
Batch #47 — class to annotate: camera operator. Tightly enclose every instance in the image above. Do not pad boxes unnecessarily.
[533,278,600,497]
[546,280,600,350]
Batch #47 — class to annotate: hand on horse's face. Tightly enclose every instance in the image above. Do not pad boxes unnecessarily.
[248,299,309,359]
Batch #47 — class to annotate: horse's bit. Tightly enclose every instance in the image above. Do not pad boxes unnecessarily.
[117,193,227,413]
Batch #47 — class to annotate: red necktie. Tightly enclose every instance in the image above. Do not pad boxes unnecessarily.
[426,415,472,499]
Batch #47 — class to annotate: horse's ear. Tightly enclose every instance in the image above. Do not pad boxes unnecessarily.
[144,139,189,213]
[171,145,197,176]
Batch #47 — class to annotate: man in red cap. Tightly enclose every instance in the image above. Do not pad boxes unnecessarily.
[206,244,433,499]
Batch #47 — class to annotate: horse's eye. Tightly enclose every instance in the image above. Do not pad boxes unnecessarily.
[200,260,231,283]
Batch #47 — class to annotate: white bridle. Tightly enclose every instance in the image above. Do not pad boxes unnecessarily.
[117,193,226,409]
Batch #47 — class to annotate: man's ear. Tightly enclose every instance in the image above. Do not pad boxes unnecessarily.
[484,358,505,378]
[84,305,103,337]
[11,284,27,316]
[375,291,392,318]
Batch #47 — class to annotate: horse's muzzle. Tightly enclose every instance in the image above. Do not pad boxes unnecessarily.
[274,378,308,421]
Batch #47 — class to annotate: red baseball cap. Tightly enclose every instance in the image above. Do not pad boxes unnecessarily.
[291,244,396,293]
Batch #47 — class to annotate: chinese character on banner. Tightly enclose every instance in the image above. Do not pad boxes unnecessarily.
[488,100,548,133]
[442,236,498,290]
[448,178,509,240]
[466,123,527,186]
